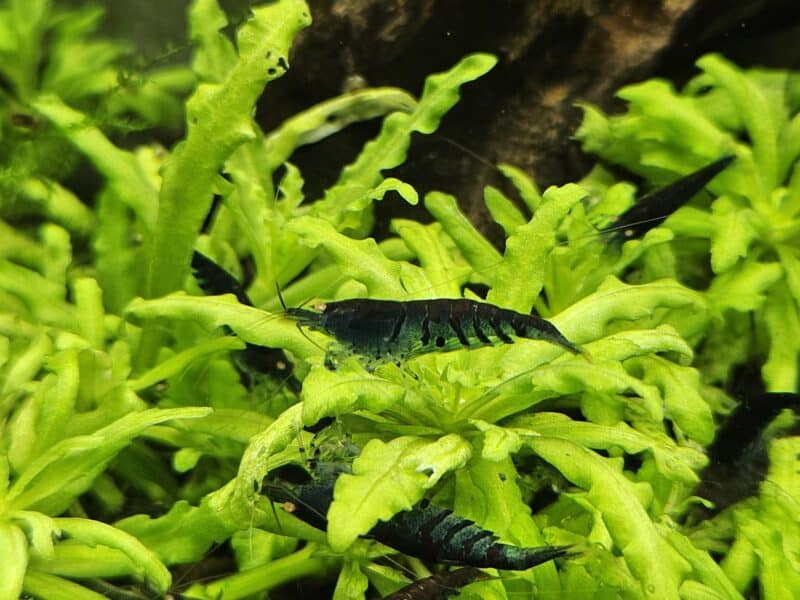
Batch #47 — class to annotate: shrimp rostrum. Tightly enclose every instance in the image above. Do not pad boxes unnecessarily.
[286,298,583,369]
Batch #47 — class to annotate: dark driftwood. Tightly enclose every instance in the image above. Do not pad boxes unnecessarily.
[265,0,799,235]
[104,0,800,234]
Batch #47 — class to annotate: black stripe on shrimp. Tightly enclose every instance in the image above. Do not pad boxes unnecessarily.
[191,251,301,392]
[262,440,571,571]
[285,297,583,370]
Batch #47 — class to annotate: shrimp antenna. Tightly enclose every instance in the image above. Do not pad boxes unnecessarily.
[295,322,327,355]
[268,494,284,534]
[274,281,325,352]
[276,281,288,312]
[435,134,499,170]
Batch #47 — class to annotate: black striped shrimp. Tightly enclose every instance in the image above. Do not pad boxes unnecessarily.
[691,392,800,520]
[262,439,571,571]
[191,251,301,392]
[599,155,735,244]
[285,298,584,370]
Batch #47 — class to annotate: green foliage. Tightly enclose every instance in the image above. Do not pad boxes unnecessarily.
[576,53,800,391]
[576,53,800,597]
[0,1,192,243]
[0,0,797,596]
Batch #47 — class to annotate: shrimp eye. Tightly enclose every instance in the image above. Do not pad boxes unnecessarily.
[282,501,297,513]
[435,336,446,347]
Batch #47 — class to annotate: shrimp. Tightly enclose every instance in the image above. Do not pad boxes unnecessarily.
[262,439,571,571]
[285,298,583,370]
[692,392,800,518]
[191,251,300,391]
[381,567,489,600]
[601,155,735,243]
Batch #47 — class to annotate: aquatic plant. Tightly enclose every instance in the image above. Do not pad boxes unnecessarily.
[576,54,800,391]
[1,0,797,598]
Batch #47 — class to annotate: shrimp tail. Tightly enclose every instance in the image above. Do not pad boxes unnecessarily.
[523,315,584,356]
[370,502,571,570]
[191,251,253,306]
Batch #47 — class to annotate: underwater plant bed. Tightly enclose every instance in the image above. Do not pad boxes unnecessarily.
[1,1,798,599]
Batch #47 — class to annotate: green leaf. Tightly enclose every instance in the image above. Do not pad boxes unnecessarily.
[335,54,496,192]
[497,163,542,212]
[628,356,715,445]
[301,364,407,425]
[146,0,311,302]
[218,403,326,542]
[706,260,783,313]
[13,510,61,558]
[327,435,471,551]
[28,541,137,579]
[94,189,137,312]
[425,191,502,274]
[707,199,759,274]
[32,96,159,233]
[6,407,211,514]
[367,177,419,206]
[552,276,706,344]
[128,336,244,392]
[73,278,104,349]
[698,54,779,190]
[661,527,743,600]
[465,325,694,423]
[17,178,95,237]
[762,281,800,391]
[0,521,27,600]
[183,544,334,599]
[333,560,369,600]
[390,219,469,298]
[287,216,405,296]
[1,331,51,395]
[116,500,231,565]
[55,517,171,593]
[23,571,108,600]
[483,185,526,235]
[265,87,417,171]
[472,420,522,462]
[189,0,237,83]
[515,413,705,484]
[487,183,586,313]
[125,293,320,362]
[528,437,690,598]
